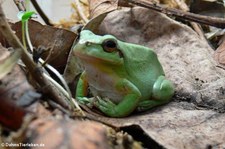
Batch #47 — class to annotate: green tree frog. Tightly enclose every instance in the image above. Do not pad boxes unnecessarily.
[73,30,174,117]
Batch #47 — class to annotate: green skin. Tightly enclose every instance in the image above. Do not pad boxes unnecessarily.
[74,30,174,117]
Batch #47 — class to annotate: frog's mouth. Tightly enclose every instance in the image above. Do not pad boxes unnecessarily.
[74,50,123,65]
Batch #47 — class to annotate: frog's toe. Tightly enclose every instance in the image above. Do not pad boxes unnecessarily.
[98,105,111,114]
[96,98,107,107]
[96,97,114,106]
[137,100,169,111]
[77,97,94,105]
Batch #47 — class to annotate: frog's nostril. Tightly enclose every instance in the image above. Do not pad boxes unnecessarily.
[85,42,92,46]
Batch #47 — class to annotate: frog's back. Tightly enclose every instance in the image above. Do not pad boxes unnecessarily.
[118,42,165,100]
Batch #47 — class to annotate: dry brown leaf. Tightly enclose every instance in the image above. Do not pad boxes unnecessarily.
[88,0,118,18]
[25,118,140,149]
[94,102,225,149]
[0,64,39,104]
[98,7,225,111]
[25,119,109,149]
[79,7,225,148]
[11,20,77,73]
[0,44,21,79]
[0,61,39,130]
[214,37,225,66]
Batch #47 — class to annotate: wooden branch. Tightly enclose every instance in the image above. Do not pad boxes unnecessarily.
[13,0,26,11]
[0,5,70,110]
[168,0,206,40]
[74,0,89,23]
[125,0,225,28]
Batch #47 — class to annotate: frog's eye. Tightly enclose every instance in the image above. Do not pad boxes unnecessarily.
[102,39,117,53]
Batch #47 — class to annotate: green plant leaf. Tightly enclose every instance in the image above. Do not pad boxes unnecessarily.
[17,11,36,22]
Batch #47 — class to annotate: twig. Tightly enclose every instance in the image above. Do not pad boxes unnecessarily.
[73,0,89,24]
[124,0,225,28]
[190,22,206,40]
[0,5,70,110]
[13,0,26,11]
[30,0,53,26]
[48,100,71,115]
[169,0,206,40]
[12,1,83,113]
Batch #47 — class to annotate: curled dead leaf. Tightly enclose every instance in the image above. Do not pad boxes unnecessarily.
[74,6,225,148]
[11,20,77,73]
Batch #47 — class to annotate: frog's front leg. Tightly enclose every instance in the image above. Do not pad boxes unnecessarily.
[95,79,141,117]
[76,72,93,105]
[137,76,174,111]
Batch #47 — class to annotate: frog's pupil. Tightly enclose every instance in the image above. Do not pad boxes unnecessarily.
[105,40,116,48]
